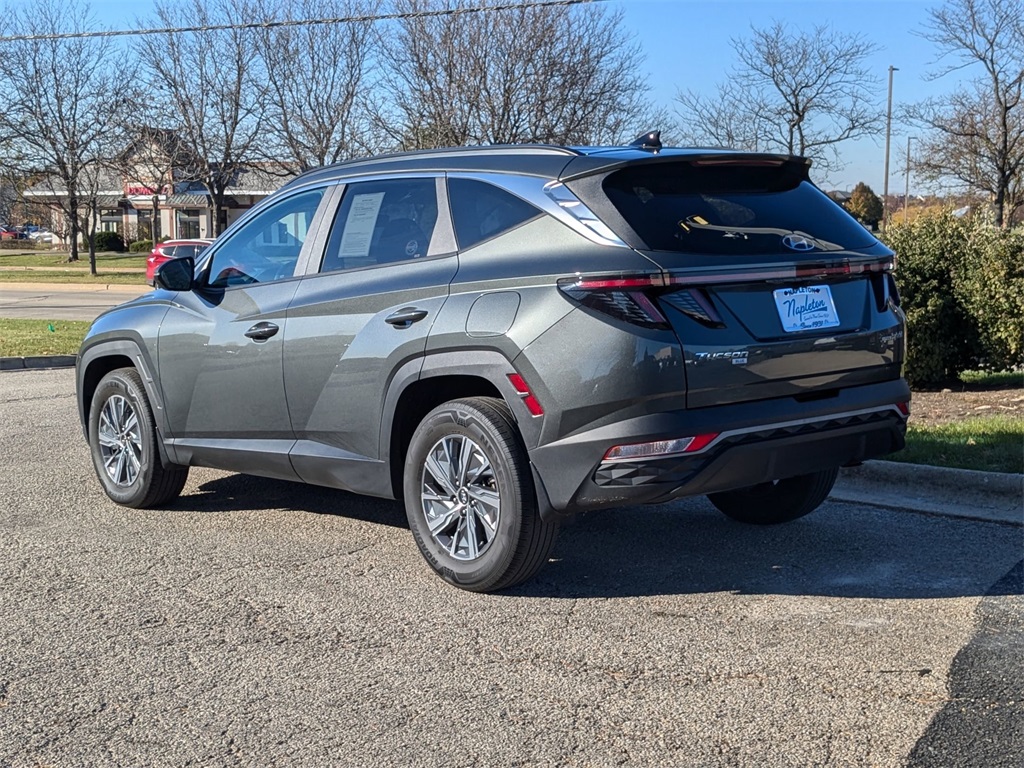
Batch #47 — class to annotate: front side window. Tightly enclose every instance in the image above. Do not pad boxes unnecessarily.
[207,188,325,287]
[320,178,438,273]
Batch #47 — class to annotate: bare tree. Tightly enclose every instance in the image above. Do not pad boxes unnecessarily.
[114,126,200,242]
[0,0,122,268]
[138,0,266,236]
[253,0,380,171]
[676,81,774,151]
[905,0,1023,227]
[377,0,649,149]
[677,22,882,178]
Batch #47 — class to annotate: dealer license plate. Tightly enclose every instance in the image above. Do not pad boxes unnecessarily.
[773,285,841,332]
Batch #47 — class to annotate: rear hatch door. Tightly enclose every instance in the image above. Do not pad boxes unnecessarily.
[568,155,903,408]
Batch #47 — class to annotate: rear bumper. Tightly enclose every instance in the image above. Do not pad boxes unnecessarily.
[529,379,910,517]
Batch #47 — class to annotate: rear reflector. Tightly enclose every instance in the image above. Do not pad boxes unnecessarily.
[603,432,720,462]
[896,401,910,417]
[507,374,544,417]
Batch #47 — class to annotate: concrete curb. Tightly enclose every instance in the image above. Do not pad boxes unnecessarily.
[1,355,77,371]
[834,461,1022,526]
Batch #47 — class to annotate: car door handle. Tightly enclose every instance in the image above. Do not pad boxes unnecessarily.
[244,321,279,341]
[385,307,428,327]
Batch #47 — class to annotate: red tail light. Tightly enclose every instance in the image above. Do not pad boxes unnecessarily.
[558,273,670,329]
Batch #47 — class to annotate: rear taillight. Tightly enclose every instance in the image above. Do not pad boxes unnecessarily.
[663,258,894,287]
[660,287,724,328]
[558,273,670,330]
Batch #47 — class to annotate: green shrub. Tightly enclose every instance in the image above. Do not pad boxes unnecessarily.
[884,213,1023,387]
[884,213,978,387]
[93,231,124,252]
[955,226,1024,371]
[129,239,153,253]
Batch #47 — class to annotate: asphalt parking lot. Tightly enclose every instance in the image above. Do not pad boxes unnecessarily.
[2,368,1021,767]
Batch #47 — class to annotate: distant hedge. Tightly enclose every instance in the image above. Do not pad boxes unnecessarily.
[884,213,1024,387]
[93,231,124,252]
[128,239,153,253]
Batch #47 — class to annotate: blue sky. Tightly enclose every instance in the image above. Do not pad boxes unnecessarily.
[85,0,967,193]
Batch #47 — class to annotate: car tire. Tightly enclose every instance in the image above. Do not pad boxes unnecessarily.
[88,367,188,508]
[403,397,558,593]
[706,467,839,525]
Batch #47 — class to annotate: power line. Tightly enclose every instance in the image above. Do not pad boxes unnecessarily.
[0,0,605,42]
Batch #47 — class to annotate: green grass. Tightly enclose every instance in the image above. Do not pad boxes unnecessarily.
[959,370,1024,390]
[0,251,148,268]
[0,270,146,284]
[890,415,1023,474]
[0,250,148,284]
[0,319,90,357]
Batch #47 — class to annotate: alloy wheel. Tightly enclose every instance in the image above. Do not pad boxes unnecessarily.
[420,434,501,561]
[97,395,142,487]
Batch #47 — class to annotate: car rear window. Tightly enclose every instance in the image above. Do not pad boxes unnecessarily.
[602,162,876,255]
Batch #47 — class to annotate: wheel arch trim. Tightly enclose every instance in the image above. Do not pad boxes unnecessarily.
[77,338,176,467]
[379,349,545,495]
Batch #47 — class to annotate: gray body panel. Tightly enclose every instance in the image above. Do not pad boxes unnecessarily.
[283,254,460,492]
[157,280,303,481]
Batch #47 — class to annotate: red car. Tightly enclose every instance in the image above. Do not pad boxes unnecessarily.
[146,239,214,285]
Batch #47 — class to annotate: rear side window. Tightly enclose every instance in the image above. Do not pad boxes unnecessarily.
[603,162,876,255]
[448,178,542,250]
[321,178,438,273]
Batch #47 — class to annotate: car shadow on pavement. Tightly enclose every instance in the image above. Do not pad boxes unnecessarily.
[174,474,1021,601]
[509,497,1023,601]
[179,473,409,530]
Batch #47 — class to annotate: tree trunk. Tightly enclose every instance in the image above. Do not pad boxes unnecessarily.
[67,193,79,263]
[212,190,225,237]
[88,205,98,276]
[993,187,1006,229]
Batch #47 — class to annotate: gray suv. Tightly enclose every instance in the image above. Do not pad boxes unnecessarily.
[76,134,909,592]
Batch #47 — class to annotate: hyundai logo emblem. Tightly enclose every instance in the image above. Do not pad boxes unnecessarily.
[782,234,816,252]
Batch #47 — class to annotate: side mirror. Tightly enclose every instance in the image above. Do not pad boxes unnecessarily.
[154,256,195,292]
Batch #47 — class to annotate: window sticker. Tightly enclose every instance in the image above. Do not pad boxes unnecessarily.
[339,192,385,258]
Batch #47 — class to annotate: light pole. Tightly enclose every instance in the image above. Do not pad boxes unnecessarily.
[904,136,913,223]
[882,65,898,228]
